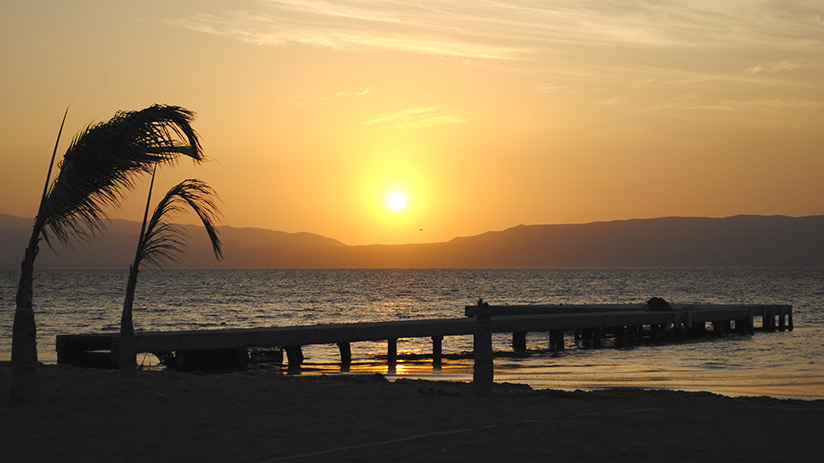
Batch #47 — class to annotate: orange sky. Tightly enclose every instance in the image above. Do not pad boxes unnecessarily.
[1,1,823,245]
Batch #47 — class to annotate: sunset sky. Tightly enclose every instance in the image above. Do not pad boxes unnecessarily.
[1,1,822,245]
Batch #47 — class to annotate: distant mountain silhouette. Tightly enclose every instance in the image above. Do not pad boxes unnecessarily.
[0,214,344,269]
[2,214,823,268]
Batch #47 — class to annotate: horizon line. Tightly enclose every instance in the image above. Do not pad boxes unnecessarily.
[2,212,822,247]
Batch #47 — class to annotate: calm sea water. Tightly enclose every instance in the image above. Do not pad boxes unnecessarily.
[2,268,823,399]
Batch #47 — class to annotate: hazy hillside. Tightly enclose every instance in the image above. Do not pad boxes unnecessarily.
[2,214,823,268]
[0,214,345,269]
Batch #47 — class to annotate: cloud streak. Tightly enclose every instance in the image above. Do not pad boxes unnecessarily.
[364,106,473,128]
[292,87,373,106]
[179,1,824,58]
[177,1,824,113]
[179,1,527,60]
[745,58,824,75]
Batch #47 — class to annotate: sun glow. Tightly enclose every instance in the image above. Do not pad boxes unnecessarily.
[386,192,407,211]
[356,155,432,243]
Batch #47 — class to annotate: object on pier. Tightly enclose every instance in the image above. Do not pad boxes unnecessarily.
[643,297,674,311]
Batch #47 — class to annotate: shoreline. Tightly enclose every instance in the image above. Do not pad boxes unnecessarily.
[3,364,824,462]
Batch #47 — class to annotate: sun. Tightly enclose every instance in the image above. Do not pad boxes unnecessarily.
[386,192,407,211]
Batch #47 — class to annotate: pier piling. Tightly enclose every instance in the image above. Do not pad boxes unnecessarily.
[337,342,352,365]
[432,336,443,369]
[549,329,565,350]
[285,345,303,369]
[473,301,493,397]
[512,331,527,353]
[387,338,398,365]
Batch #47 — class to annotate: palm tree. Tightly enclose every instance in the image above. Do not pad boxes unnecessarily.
[119,176,223,377]
[12,105,205,404]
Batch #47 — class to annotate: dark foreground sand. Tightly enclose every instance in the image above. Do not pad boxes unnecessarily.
[2,364,823,463]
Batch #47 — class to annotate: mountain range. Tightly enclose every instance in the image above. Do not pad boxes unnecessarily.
[2,214,823,268]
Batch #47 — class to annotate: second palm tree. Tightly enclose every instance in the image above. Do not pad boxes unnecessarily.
[119,173,223,377]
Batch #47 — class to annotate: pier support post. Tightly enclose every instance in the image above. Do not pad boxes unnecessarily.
[713,321,724,337]
[614,326,626,347]
[691,322,705,337]
[580,328,592,347]
[763,309,775,332]
[432,336,443,369]
[593,328,602,347]
[387,338,398,365]
[473,301,493,397]
[337,342,351,365]
[787,309,794,331]
[549,329,565,350]
[778,312,786,331]
[512,332,527,353]
[285,345,304,369]
[735,319,748,335]
[626,325,638,345]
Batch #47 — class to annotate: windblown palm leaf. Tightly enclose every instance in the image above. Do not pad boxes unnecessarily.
[41,105,204,245]
[119,178,222,377]
[138,179,223,267]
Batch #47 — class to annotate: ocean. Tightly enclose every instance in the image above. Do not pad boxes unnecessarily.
[2,268,823,399]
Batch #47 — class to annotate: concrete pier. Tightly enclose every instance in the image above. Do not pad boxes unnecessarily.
[56,303,792,375]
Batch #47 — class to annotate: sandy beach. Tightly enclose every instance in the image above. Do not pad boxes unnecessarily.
[2,363,823,462]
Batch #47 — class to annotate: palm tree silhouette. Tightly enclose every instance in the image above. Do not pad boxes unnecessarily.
[120,175,223,377]
[12,105,204,403]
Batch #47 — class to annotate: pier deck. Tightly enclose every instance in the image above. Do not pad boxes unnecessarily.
[56,303,792,371]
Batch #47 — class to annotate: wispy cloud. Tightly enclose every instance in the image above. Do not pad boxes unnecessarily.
[745,58,823,75]
[179,1,527,60]
[179,1,824,58]
[292,87,373,106]
[364,106,473,128]
[534,84,567,94]
[713,98,824,112]
[177,1,824,112]
[337,88,372,97]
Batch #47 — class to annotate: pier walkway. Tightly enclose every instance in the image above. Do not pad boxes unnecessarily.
[56,303,792,372]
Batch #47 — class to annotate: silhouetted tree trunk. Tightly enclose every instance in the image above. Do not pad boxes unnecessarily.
[117,176,223,377]
[119,264,139,377]
[119,169,155,377]
[11,218,46,403]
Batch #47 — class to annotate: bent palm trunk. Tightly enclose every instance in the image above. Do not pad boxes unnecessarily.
[118,178,223,377]
[119,265,139,377]
[11,220,45,403]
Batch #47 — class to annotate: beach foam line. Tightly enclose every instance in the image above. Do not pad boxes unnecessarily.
[256,408,668,462]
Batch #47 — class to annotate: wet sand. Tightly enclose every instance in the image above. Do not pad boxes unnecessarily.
[2,363,823,462]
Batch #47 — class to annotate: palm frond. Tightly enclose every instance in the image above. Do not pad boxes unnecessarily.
[137,179,223,267]
[41,105,204,246]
